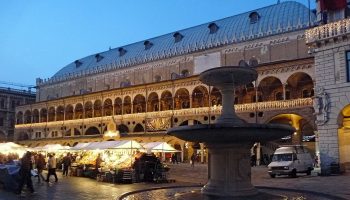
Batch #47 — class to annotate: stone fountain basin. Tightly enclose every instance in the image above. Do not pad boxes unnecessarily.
[167,123,295,143]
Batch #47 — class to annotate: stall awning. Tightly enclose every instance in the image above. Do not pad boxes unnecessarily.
[77,140,144,151]
[142,142,180,153]
[34,144,67,151]
[0,142,26,152]
[70,142,91,151]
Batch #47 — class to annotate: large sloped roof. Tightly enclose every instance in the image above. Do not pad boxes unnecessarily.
[52,1,316,79]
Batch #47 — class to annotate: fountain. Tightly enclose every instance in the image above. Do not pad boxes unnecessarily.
[167,66,295,199]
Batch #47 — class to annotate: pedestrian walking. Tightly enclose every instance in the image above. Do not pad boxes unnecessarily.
[46,153,58,182]
[36,153,46,183]
[16,151,35,195]
[190,153,196,168]
[62,153,72,176]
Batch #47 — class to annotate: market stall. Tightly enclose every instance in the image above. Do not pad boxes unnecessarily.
[69,140,144,182]
[142,142,180,162]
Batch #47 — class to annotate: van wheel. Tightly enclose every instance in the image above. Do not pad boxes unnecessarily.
[306,168,312,175]
[291,169,297,178]
[269,174,276,178]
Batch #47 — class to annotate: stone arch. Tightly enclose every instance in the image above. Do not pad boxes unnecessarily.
[103,98,113,116]
[160,90,173,111]
[338,104,350,166]
[210,87,222,106]
[74,103,83,119]
[123,96,132,114]
[192,85,209,108]
[133,123,144,133]
[114,97,123,115]
[40,108,47,122]
[147,92,159,112]
[24,110,32,124]
[94,100,102,117]
[74,128,81,136]
[65,105,74,120]
[85,126,100,135]
[257,76,283,101]
[48,107,55,122]
[133,94,146,113]
[32,109,39,123]
[117,124,129,134]
[286,72,314,99]
[266,113,314,145]
[56,106,65,121]
[84,101,93,118]
[174,88,190,109]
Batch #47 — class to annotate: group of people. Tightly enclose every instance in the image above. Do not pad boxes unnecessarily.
[14,151,73,196]
[0,153,19,165]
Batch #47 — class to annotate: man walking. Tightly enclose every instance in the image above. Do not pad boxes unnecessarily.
[36,153,46,183]
[62,153,71,176]
[16,151,35,195]
[46,153,58,182]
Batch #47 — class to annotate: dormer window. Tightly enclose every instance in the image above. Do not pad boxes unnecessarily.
[144,40,153,50]
[118,47,127,56]
[208,23,219,34]
[95,54,104,62]
[249,57,259,67]
[173,32,184,43]
[238,60,248,67]
[249,12,260,24]
[74,60,82,68]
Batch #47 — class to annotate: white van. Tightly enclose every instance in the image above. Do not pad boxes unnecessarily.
[267,145,314,178]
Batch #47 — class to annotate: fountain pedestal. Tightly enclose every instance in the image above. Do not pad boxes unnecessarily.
[202,143,257,197]
[168,66,295,199]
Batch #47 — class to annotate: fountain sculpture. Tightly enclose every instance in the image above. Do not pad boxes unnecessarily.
[168,66,295,199]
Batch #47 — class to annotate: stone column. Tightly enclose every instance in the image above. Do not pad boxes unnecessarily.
[202,143,257,197]
[283,83,287,100]
[200,143,205,163]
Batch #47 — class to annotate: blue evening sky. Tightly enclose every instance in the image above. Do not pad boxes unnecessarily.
[0,0,316,87]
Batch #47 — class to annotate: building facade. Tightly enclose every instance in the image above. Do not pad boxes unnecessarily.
[15,2,318,163]
[0,87,35,142]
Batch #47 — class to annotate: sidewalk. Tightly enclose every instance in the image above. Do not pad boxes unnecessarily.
[167,162,350,199]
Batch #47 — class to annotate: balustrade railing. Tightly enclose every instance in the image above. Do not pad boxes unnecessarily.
[15,98,312,128]
[306,18,350,44]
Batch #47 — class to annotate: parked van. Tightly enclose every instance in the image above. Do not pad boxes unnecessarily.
[268,145,314,178]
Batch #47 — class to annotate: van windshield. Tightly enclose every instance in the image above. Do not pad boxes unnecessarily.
[272,153,293,161]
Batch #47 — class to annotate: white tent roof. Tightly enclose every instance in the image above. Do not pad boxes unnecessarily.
[0,142,26,151]
[78,140,144,150]
[142,142,180,152]
[70,142,91,150]
[34,144,66,151]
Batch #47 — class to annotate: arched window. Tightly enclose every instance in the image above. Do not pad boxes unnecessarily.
[275,92,283,100]
[238,60,248,67]
[181,70,189,77]
[154,75,162,82]
[208,23,219,34]
[173,32,184,43]
[249,12,260,24]
[249,57,259,67]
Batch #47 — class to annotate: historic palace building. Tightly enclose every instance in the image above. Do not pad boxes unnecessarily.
[15,2,319,165]
[0,87,35,142]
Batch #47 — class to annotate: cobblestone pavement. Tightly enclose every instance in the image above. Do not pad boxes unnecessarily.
[1,163,349,200]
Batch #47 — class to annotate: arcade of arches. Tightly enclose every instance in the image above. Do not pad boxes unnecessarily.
[15,70,317,162]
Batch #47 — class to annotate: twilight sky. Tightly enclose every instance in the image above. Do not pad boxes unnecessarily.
[0,0,316,88]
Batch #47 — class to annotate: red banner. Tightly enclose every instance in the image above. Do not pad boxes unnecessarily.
[320,0,347,11]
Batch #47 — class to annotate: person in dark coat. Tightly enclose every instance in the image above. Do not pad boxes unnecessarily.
[35,153,46,183]
[62,153,71,176]
[16,151,35,194]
